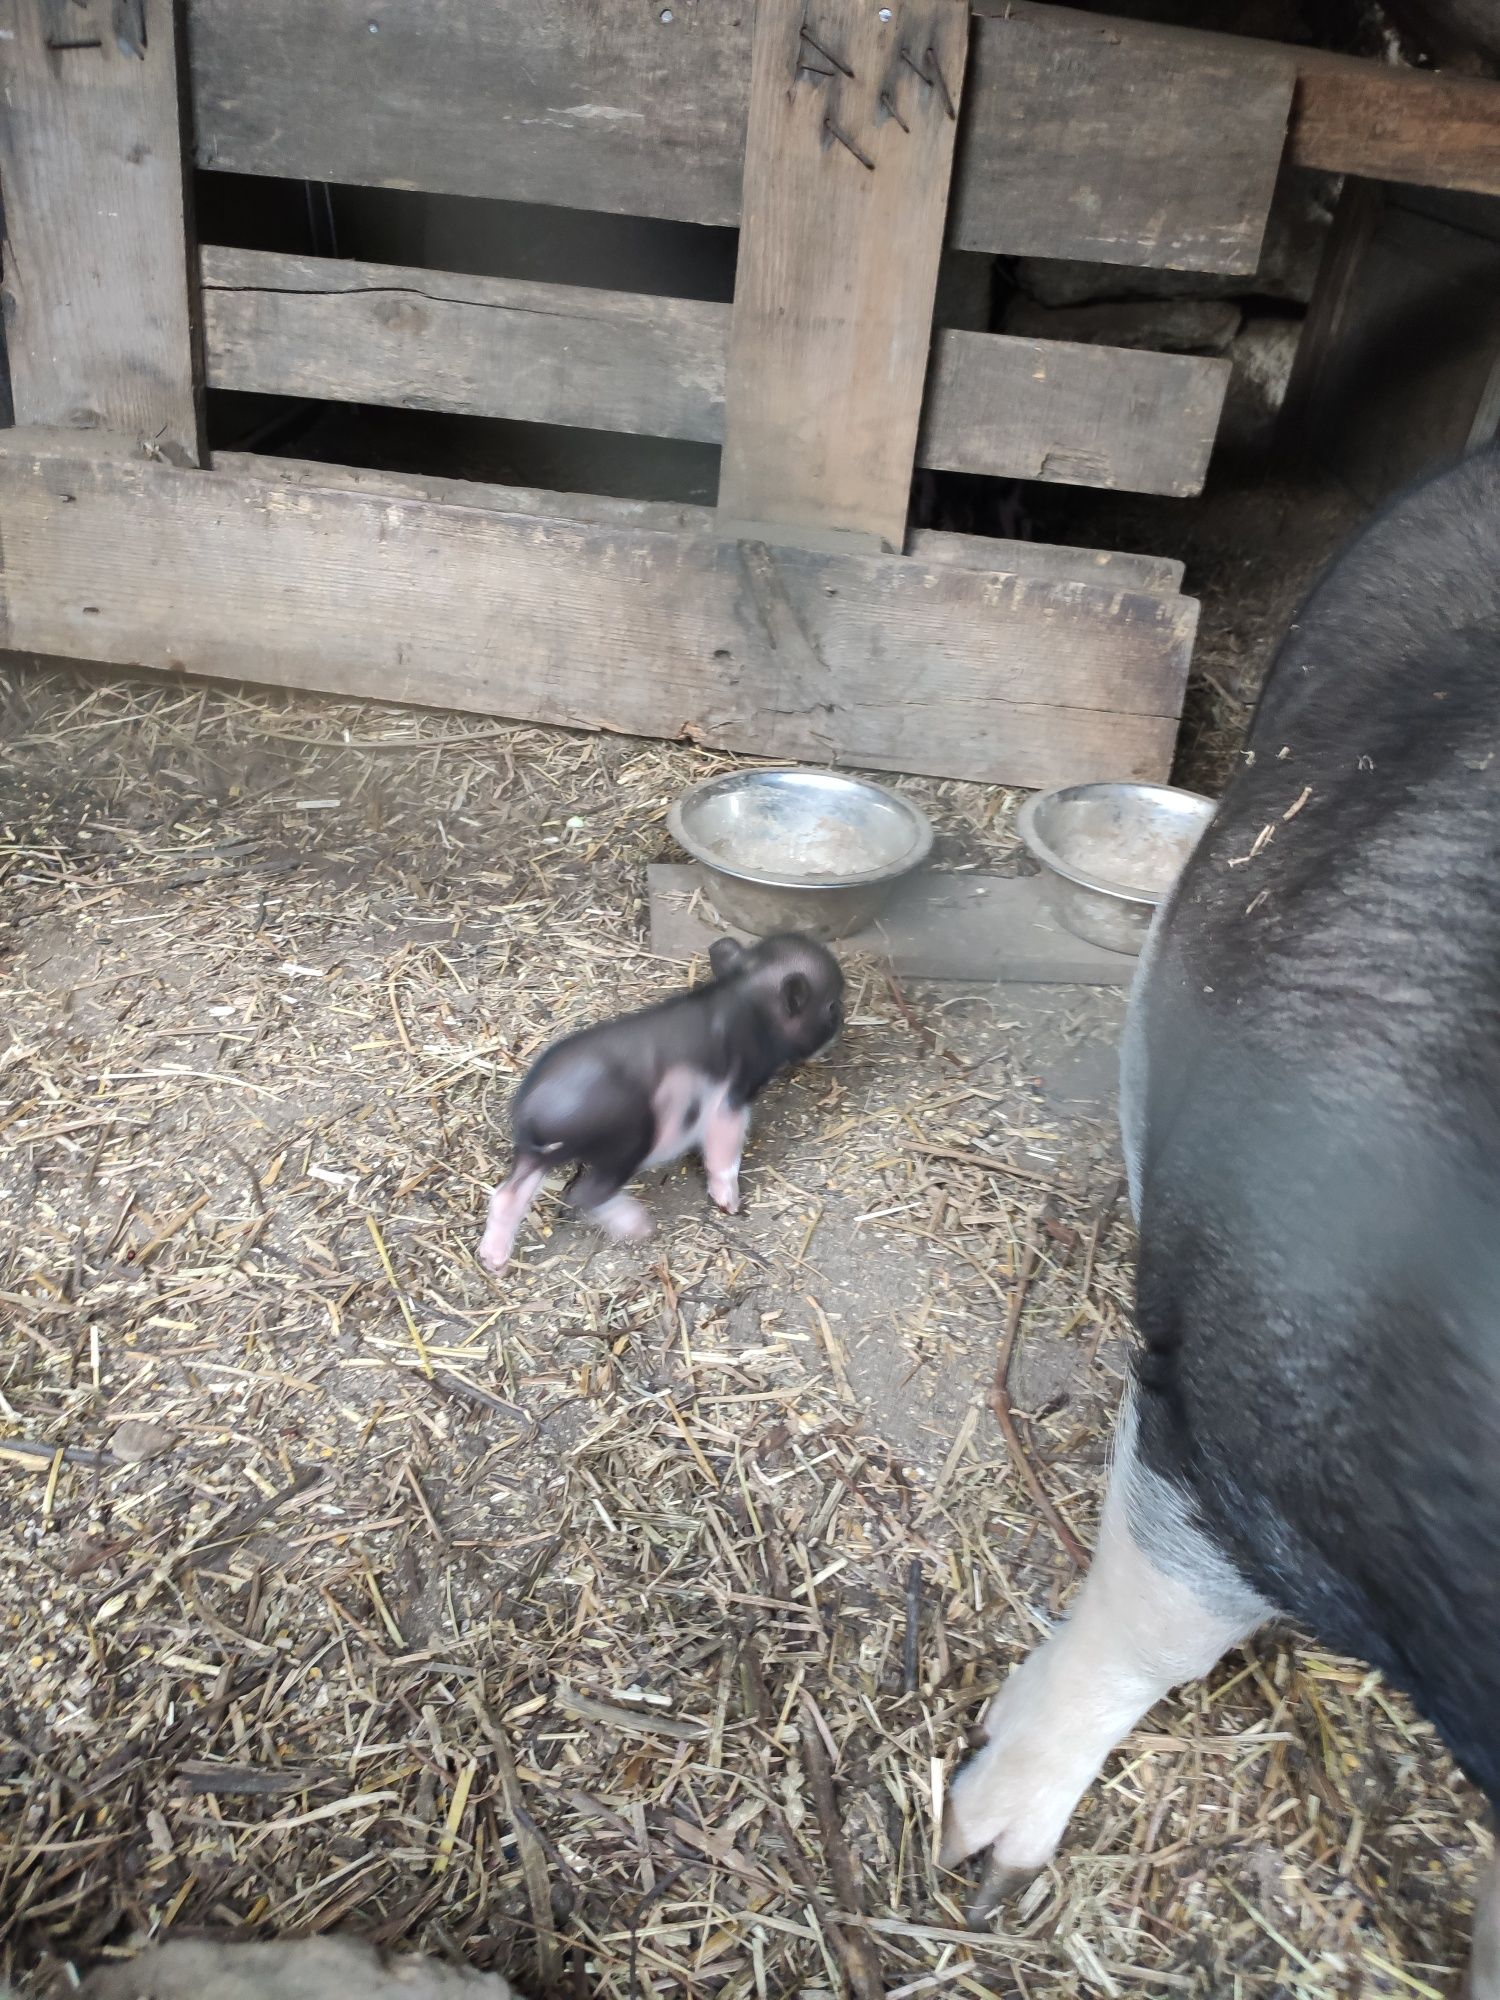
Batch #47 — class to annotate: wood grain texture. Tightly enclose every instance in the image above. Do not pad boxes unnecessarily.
[718,0,969,551]
[0,0,201,460]
[200,246,726,443]
[184,0,1500,234]
[182,3,1312,258]
[906,530,1183,594]
[923,330,1228,496]
[0,438,1196,788]
[213,454,719,538]
[186,0,754,228]
[957,3,1291,270]
[1289,47,1500,196]
[202,247,1224,498]
[216,452,1186,593]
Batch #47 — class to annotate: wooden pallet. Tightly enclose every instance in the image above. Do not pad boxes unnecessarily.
[4,0,1498,782]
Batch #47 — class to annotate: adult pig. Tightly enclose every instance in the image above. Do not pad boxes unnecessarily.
[944,447,1500,1995]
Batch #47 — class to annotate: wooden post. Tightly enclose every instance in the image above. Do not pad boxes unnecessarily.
[0,0,201,462]
[1277,177,1385,463]
[1279,178,1500,500]
[717,0,969,553]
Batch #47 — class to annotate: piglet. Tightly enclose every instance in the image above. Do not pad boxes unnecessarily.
[478,933,843,1273]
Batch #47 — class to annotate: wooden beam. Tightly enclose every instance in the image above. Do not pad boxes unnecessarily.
[216,452,1187,594]
[717,0,968,552]
[0,0,201,461]
[1288,46,1500,196]
[954,4,1292,270]
[0,437,1197,789]
[201,246,1227,499]
[906,531,1183,594]
[969,5,1500,204]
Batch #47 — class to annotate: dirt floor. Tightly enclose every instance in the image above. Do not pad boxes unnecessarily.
[0,468,1488,1999]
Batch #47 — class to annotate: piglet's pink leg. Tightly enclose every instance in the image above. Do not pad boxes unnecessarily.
[478,1159,546,1274]
[702,1101,749,1215]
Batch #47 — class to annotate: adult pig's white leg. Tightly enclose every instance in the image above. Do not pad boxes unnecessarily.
[942,1393,1270,1907]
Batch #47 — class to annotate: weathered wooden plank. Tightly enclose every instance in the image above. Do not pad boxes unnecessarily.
[216,451,1186,594]
[185,1,1307,267]
[184,0,1500,237]
[1289,46,1500,197]
[717,0,968,551]
[922,330,1228,496]
[200,247,725,444]
[0,437,1196,788]
[907,530,1183,594]
[0,0,201,460]
[213,454,716,538]
[202,248,1226,499]
[186,0,754,228]
[955,4,1291,270]
[648,864,1135,982]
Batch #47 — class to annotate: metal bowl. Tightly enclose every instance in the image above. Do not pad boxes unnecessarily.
[1018,781,1216,956]
[668,768,934,942]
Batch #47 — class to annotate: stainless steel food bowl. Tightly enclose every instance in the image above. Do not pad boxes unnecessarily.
[1018,781,1216,956]
[668,768,934,941]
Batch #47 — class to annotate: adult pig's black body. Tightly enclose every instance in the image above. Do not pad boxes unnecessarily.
[944,448,1500,1991]
[1128,445,1500,1804]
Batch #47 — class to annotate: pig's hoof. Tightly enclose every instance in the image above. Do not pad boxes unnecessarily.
[594,1193,655,1244]
[939,1717,1077,1888]
[709,1180,741,1216]
[940,1767,1060,1883]
[965,1854,1041,1926]
[476,1237,511,1277]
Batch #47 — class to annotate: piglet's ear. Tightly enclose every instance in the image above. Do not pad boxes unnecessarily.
[781,970,811,1016]
[709,938,745,979]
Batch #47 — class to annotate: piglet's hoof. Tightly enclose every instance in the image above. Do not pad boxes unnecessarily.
[476,1237,511,1278]
[709,1180,741,1216]
[594,1193,655,1244]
